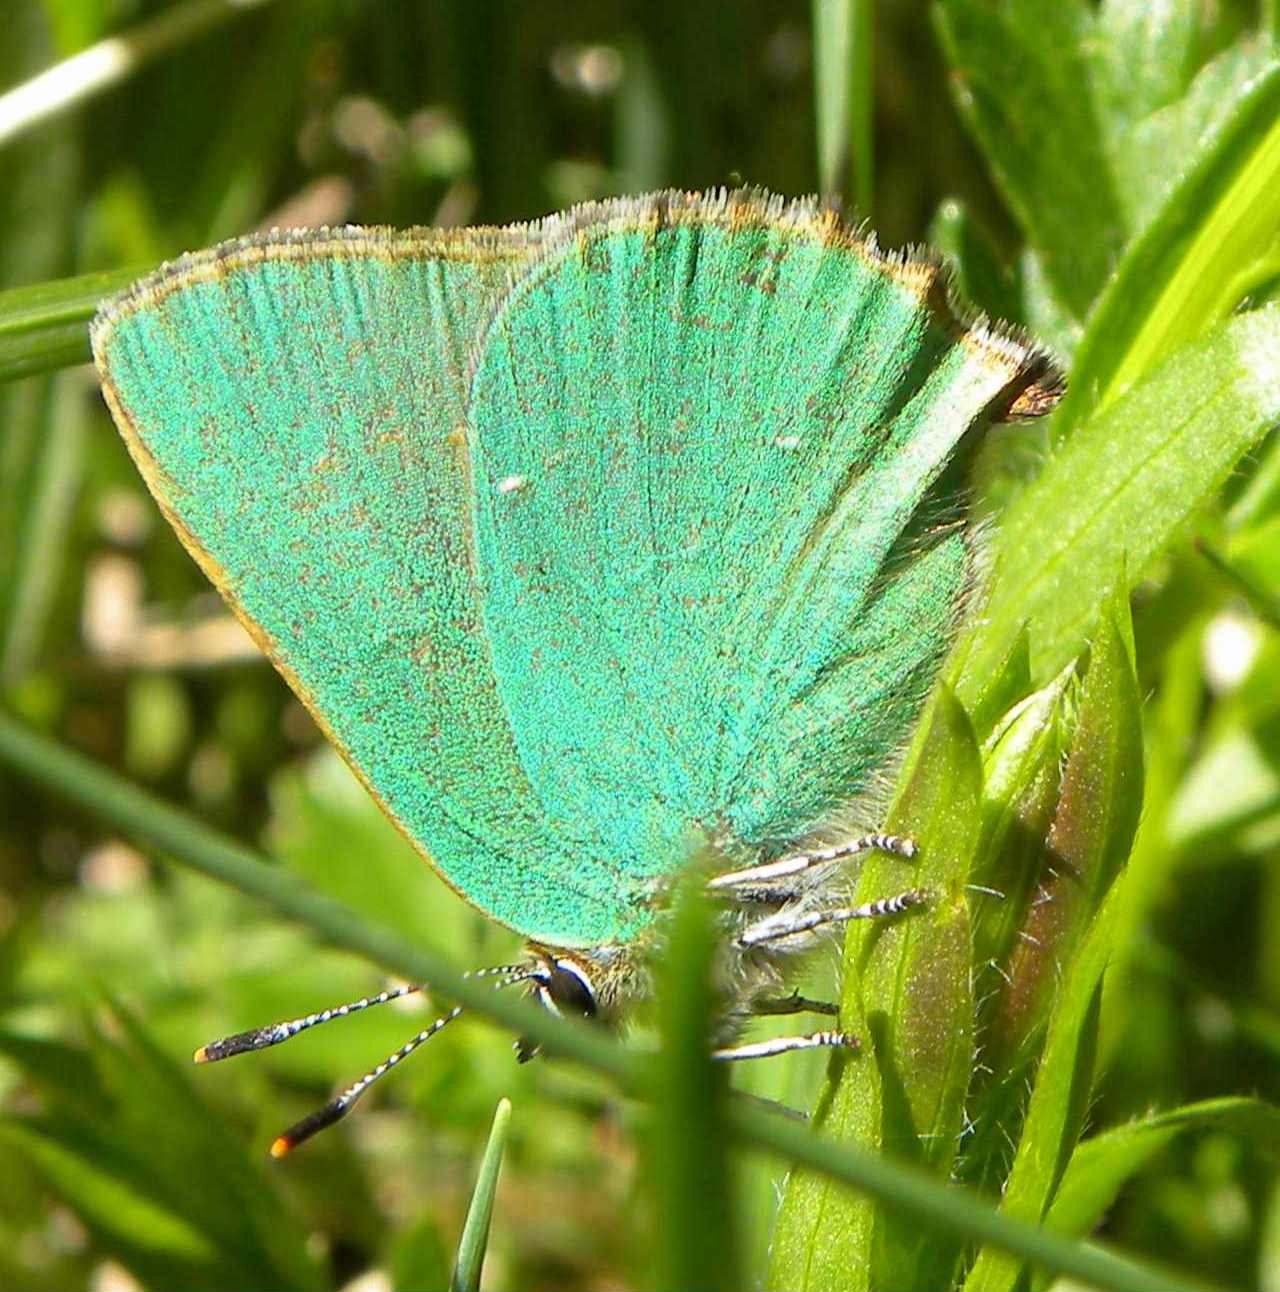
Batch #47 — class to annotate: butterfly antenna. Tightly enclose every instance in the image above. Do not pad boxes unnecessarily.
[193,964,529,1064]
[265,969,535,1157]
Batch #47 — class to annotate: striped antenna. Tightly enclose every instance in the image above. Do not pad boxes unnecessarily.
[193,964,530,1064]
[270,1002,465,1157]
[269,970,536,1157]
[191,966,537,1156]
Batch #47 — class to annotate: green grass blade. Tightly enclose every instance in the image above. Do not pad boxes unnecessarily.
[0,716,1215,1291]
[450,1098,512,1292]
[0,0,275,149]
[0,1004,327,1291]
[650,875,739,1292]
[1056,62,1280,436]
[954,308,1280,698]
[0,370,86,680]
[812,0,874,213]
[1039,1096,1280,1280]
[0,266,143,382]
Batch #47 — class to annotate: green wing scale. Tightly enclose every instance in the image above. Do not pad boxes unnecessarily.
[92,191,1049,949]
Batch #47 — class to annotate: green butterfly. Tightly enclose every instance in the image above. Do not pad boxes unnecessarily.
[92,189,1059,1152]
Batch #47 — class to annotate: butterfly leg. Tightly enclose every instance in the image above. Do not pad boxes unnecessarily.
[749,991,839,1017]
[713,1031,858,1061]
[736,889,925,949]
[707,832,916,891]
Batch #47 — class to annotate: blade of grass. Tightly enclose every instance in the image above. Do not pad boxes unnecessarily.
[449,1098,512,1292]
[0,369,87,680]
[812,0,874,214]
[0,266,144,382]
[0,712,1215,1292]
[1055,62,1280,436]
[0,0,275,150]
[650,874,739,1291]
[953,307,1280,698]
[1039,1096,1280,1278]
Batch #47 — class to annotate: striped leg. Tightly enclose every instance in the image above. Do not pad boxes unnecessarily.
[713,1030,859,1061]
[708,833,916,891]
[736,889,926,949]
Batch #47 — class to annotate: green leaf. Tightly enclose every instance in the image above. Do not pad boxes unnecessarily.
[650,872,740,1292]
[954,308,1280,699]
[771,686,981,1291]
[1038,1096,1280,1280]
[0,370,87,682]
[963,884,1122,1291]
[0,266,142,382]
[936,0,1273,326]
[935,0,1123,319]
[1056,61,1280,436]
[0,1120,222,1270]
[450,1097,512,1292]
[0,1005,327,1291]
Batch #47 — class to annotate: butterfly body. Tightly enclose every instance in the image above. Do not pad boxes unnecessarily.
[93,192,1058,1123]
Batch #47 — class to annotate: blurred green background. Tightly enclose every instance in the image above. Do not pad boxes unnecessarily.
[3,1,1280,1289]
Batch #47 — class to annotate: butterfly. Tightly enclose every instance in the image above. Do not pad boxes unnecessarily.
[91,188,1060,1153]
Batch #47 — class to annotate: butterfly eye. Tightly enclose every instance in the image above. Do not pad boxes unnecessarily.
[540,960,599,1020]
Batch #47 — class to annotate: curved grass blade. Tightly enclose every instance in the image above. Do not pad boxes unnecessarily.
[0,712,1214,1291]
[450,1098,512,1292]
[0,266,143,382]
[954,307,1280,700]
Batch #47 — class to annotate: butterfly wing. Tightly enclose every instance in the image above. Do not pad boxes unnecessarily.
[92,223,639,948]
[468,192,1054,887]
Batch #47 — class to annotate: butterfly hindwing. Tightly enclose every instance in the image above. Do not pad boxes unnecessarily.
[469,194,1038,880]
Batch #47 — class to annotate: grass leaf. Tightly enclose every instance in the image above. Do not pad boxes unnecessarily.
[450,1097,512,1292]
[1039,1096,1280,1280]
[812,0,874,214]
[650,873,740,1291]
[1056,61,1280,435]
[0,266,142,382]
